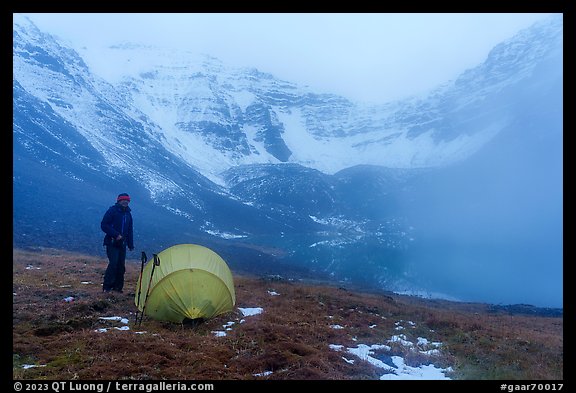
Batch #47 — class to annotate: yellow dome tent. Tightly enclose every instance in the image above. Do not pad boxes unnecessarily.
[134,244,236,323]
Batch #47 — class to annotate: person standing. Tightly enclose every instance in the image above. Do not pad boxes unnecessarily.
[101,193,134,293]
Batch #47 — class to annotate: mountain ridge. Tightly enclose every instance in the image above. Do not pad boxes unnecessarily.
[12,14,563,307]
[14,14,563,181]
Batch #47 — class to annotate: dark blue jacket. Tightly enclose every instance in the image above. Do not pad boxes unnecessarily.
[101,203,134,249]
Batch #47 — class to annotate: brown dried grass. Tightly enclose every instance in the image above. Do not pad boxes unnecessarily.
[12,248,562,380]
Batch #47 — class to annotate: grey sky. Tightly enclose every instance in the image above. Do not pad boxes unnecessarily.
[22,13,553,103]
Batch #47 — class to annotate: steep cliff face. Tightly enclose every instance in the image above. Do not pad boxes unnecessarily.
[12,14,563,306]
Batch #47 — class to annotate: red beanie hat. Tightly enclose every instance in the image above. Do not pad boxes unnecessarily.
[117,193,131,202]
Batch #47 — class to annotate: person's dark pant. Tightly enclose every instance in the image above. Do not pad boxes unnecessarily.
[103,245,126,292]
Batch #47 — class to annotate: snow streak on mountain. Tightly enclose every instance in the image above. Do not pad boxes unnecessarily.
[13,14,563,307]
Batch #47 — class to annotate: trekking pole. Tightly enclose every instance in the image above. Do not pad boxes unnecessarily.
[138,253,160,327]
[134,251,147,326]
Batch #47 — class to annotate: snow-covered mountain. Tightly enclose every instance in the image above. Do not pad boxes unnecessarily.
[58,15,560,182]
[12,14,563,306]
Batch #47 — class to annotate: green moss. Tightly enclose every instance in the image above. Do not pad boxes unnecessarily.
[47,344,86,369]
